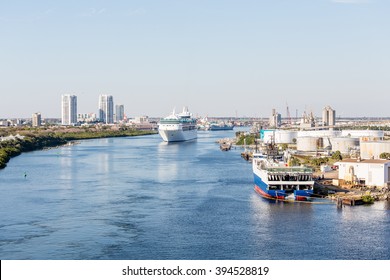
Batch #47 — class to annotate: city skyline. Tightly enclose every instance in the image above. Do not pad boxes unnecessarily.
[1,0,390,119]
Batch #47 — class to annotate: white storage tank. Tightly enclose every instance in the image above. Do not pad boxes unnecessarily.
[297,137,319,151]
[260,129,276,143]
[274,130,298,144]
[261,129,298,144]
[330,137,359,154]
[360,141,390,159]
[342,130,384,139]
[297,130,339,138]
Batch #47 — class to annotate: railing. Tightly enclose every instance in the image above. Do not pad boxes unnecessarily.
[265,167,313,173]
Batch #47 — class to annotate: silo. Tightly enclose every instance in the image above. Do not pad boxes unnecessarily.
[297,137,318,151]
[330,137,359,154]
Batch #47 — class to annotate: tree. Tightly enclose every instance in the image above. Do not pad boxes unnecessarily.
[280,143,288,151]
[331,151,343,161]
[379,152,390,160]
[289,157,301,166]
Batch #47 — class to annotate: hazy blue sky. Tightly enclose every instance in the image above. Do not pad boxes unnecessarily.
[1,0,389,118]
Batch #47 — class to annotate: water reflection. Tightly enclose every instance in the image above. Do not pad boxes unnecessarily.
[156,142,180,182]
[58,146,75,186]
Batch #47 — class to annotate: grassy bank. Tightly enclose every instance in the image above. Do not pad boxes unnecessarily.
[0,126,157,169]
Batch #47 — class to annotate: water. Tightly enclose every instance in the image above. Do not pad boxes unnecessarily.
[1,130,390,260]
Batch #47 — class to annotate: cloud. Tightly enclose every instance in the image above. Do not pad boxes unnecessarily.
[80,8,106,17]
[127,8,147,16]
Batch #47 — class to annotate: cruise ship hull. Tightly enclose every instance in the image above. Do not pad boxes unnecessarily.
[158,128,197,142]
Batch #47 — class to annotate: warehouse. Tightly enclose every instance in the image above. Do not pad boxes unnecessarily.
[337,159,390,188]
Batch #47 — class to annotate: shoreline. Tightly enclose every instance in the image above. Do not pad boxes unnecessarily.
[0,127,157,170]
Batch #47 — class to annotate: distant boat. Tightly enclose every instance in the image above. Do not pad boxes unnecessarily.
[158,107,197,142]
[208,122,234,131]
[253,142,314,201]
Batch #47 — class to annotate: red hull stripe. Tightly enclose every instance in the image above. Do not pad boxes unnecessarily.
[254,185,285,200]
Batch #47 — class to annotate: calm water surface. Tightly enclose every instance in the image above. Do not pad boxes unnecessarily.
[1,130,390,260]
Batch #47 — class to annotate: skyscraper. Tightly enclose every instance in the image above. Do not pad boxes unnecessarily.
[115,104,124,123]
[99,95,114,124]
[32,112,41,127]
[62,95,77,125]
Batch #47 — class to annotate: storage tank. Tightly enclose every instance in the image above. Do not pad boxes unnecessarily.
[274,130,297,144]
[261,129,298,144]
[360,141,390,159]
[297,137,318,151]
[342,130,384,139]
[297,130,339,138]
[260,129,275,143]
[330,137,359,154]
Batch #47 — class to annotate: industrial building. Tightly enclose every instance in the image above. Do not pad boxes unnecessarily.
[336,159,390,188]
[269,109,281,128]
[322,106,336,127]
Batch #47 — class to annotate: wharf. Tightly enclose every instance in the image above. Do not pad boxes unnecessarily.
[336,196,364,207]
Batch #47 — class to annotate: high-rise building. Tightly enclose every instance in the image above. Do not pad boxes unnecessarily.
[32,112,41,127]
[115,104,124,123]
[99,95,114,124]
[61,95,77,125]
[322,106,336,128]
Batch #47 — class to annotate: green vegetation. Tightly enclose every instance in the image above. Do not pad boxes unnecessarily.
[0,135,66,169]
[288,157,301,167]
[379,152,390,160]
[362,194,375,204]
[0,126,157,169]
[236,134,256,146]
[331,150,343,161]
[310,157,329,167]
[280,143,288,151]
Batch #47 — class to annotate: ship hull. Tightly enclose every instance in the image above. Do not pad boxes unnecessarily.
[158,128,197,142]
[209,125,234,131]
[253,172,313,201]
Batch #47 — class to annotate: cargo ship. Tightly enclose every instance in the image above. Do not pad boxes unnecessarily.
[252,142,314,201]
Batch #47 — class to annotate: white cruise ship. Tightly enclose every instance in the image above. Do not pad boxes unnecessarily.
[158,107,197,142]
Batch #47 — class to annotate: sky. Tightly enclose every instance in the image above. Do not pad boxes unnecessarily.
[0,0,389,119]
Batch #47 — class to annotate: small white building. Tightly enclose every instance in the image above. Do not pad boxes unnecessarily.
[336,159,390,188]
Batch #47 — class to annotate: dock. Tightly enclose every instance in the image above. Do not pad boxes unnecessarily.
[220,142,232,151]
[336,196,364,207]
